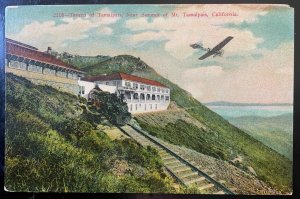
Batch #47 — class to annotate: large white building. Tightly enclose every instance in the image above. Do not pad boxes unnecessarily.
[80,73,170,114]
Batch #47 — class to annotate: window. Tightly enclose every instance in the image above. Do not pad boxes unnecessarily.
[146,94,151,100]
[140,84,145,90]
[133,93,139,100]
[152,95,156,100]
[135,104,138,110]
[106,82,109,85]
[157,88,161,92]
[133,83,138,89]
[162,89,165,93]
[10,60,23,69]
[126,93,131,99]
[166,89,169,93]
[130,104,133,111]
[152,87,156,92]
[44,68,54,75]
[165,96,170,101]
[147,85,151,91]
[112,81,117,86]
[56,70,66,77]
[140,93,145,100]
[67,73,73,79]
[125,81,131,88]
[28,64,42,73]
[80,86,85,95]
[20,62,28,70]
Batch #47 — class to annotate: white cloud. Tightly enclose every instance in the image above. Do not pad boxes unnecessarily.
[184,66,224,79]
[124,4,267,59]
[180,42,294,103]
[98,27,113,35]
[8,7,120,50]
[121,30,169,44]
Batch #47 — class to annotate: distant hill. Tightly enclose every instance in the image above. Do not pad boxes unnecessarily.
[82,55,155,75]
[227,114,293,160]
[49,50,111,69]
[204,101,293,106]
[67,54,292,193]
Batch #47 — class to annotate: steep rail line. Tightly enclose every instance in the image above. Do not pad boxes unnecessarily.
[119,124,235,195]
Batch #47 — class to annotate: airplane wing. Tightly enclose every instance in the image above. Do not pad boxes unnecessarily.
[198,51,215,60]
[211,36,233,52]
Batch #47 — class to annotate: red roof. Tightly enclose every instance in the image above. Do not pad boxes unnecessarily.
[6,38,83,73]
[82,73,168,88]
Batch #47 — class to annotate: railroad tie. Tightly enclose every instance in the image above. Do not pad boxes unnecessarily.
[213,191,225,194]
[160,153,171,159]
[162,156,177,164]
[164,159,180,166]
[169,164,187,171]
[184,176,205,185]
[180,171,199,179]
[199,183,215,191]
[174,167,191,173]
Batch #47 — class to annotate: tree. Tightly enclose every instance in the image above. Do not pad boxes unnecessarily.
[91,90,132,126]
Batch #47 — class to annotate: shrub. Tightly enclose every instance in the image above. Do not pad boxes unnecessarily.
[56,118,93,141]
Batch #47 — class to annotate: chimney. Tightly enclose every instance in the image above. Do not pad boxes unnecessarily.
[47,47,52,54]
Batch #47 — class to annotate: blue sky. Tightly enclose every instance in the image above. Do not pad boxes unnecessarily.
[5,4,294,103]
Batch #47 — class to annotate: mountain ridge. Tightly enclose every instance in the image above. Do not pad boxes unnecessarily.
[204,101,293,106]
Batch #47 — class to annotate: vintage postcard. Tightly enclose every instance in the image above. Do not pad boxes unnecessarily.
[4,4,293,194]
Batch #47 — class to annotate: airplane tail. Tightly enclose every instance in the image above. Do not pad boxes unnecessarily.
[190,42,209,51]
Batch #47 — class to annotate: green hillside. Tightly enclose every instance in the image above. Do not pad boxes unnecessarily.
[49,51,111,69]
[227,114,293,160]
[5,73,183,192]
[81,55,292,193]
[82,55,155,75]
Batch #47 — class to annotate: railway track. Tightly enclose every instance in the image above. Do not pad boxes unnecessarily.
[119,124,235,195]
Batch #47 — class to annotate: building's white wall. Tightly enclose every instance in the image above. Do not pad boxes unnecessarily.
[127,101,170,114]
[78,80,117,98]
[95,80,121,87]
[97,84,117,93]
[78,80,96,98]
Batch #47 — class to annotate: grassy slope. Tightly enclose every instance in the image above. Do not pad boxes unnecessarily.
[81,55,292,193]
[227,114,293,160]
[53,52,111,69]
[5,73,180,193]
[68,55,111,69]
